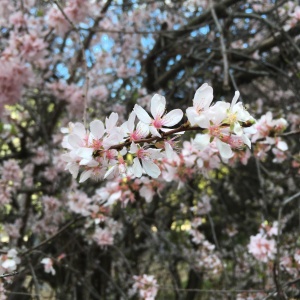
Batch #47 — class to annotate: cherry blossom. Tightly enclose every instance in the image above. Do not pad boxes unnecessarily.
[186,83,214,127]
[132,274,159,300]
[0,249,20,274]
[1,1,299,298]
[41,258,56,276]
[248,233,276,263]
[129,143,162,178]
[134,94,183,137]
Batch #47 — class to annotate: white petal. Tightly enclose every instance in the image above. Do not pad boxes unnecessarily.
[132,157,143,177]
[79,169,93,183]
[68,163,79,178]
[106,112,119,132]
[129,142,138,154]
[147,148,162,159]
[231,91,240,108]
[104,166,116,179]
[194,114,210,128]
[86,159,99,167]
[2,259,16,270]
[73,122,86,138]
[76,147,94,159]
[242,134,251,149]
[186,107,198,126]
[90,120,105,139]
[127,111,136,133]
[120,147,127,156]
[133,104,152,124]
[142,159,161,178]
[151,94,166,118]
[107,191,122,206]
[233,122,243,136]
[162,109,183,127]
[136,121,150,138]
[193,134,210,150]
[217,139,233,159]
[68,134,82,148]
[150,126,161,137]
[79,158,92,165]
[244,126,257,134]
[277,141,288,151]
[193,83,213,110]
[165,142,175,160]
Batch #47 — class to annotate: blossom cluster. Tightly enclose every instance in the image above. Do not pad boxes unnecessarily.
[251,112,288,162]
[131,274,159,300]
[188,216,223,277]
[0,159,23,205]
[41,257,56,276]
[0,249,20,275]
[0,57,31,114]
[47,0,91,36]
[248,221,278,263]
[62,84,255,183]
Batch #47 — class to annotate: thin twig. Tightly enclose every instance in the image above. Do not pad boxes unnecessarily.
[210,0,229,89]
[274,191,300,299]
[0,271,18,278]
[229,70,244,102]
[53,0,90,127]
[22,217,84,256]
[279,130,300,137]
[29,262,41,300]
[94,121,253,154]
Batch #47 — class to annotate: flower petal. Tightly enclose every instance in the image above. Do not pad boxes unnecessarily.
[277,140,288,151]
[150,126,161,137]
[193,134,210,150]
[68,163,79,178]
[231,91,240,108]
[90,120,105,139]
[162,109,183,127]
[151,94,166,119]
[233,122,243,136]
[242,134,251,149]
[217,139,233,159]
[129,142,138,154]
[193,83,214,110]
[76,147,94,159]
[136,121,150,138]
[68,134,83,148]
[105,112,118,133]
[126,111,136,133]
[142,159,161,178]
[79,169,93,183]
[133,157,143,177]
[133,104,152,124]
[73,122,86,138]
[186,107,198,126]
[104,165,116,179]
[194,114,210,128]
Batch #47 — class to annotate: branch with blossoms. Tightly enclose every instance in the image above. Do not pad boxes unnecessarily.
[62,83,256,183]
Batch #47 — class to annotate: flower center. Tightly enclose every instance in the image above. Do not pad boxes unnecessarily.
[152,117,163,129]
[136,148,146,159]
[209,125,221,137]
[227,112,237,124]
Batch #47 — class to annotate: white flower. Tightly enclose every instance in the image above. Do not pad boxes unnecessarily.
[226,91,254,137]
[193,105,233,160]
[41,258,56,275]
[129,143,162,178]
[186,83,214,127]
[1,249,21,273]
[121,112,149,141]
[134,94,183,137]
